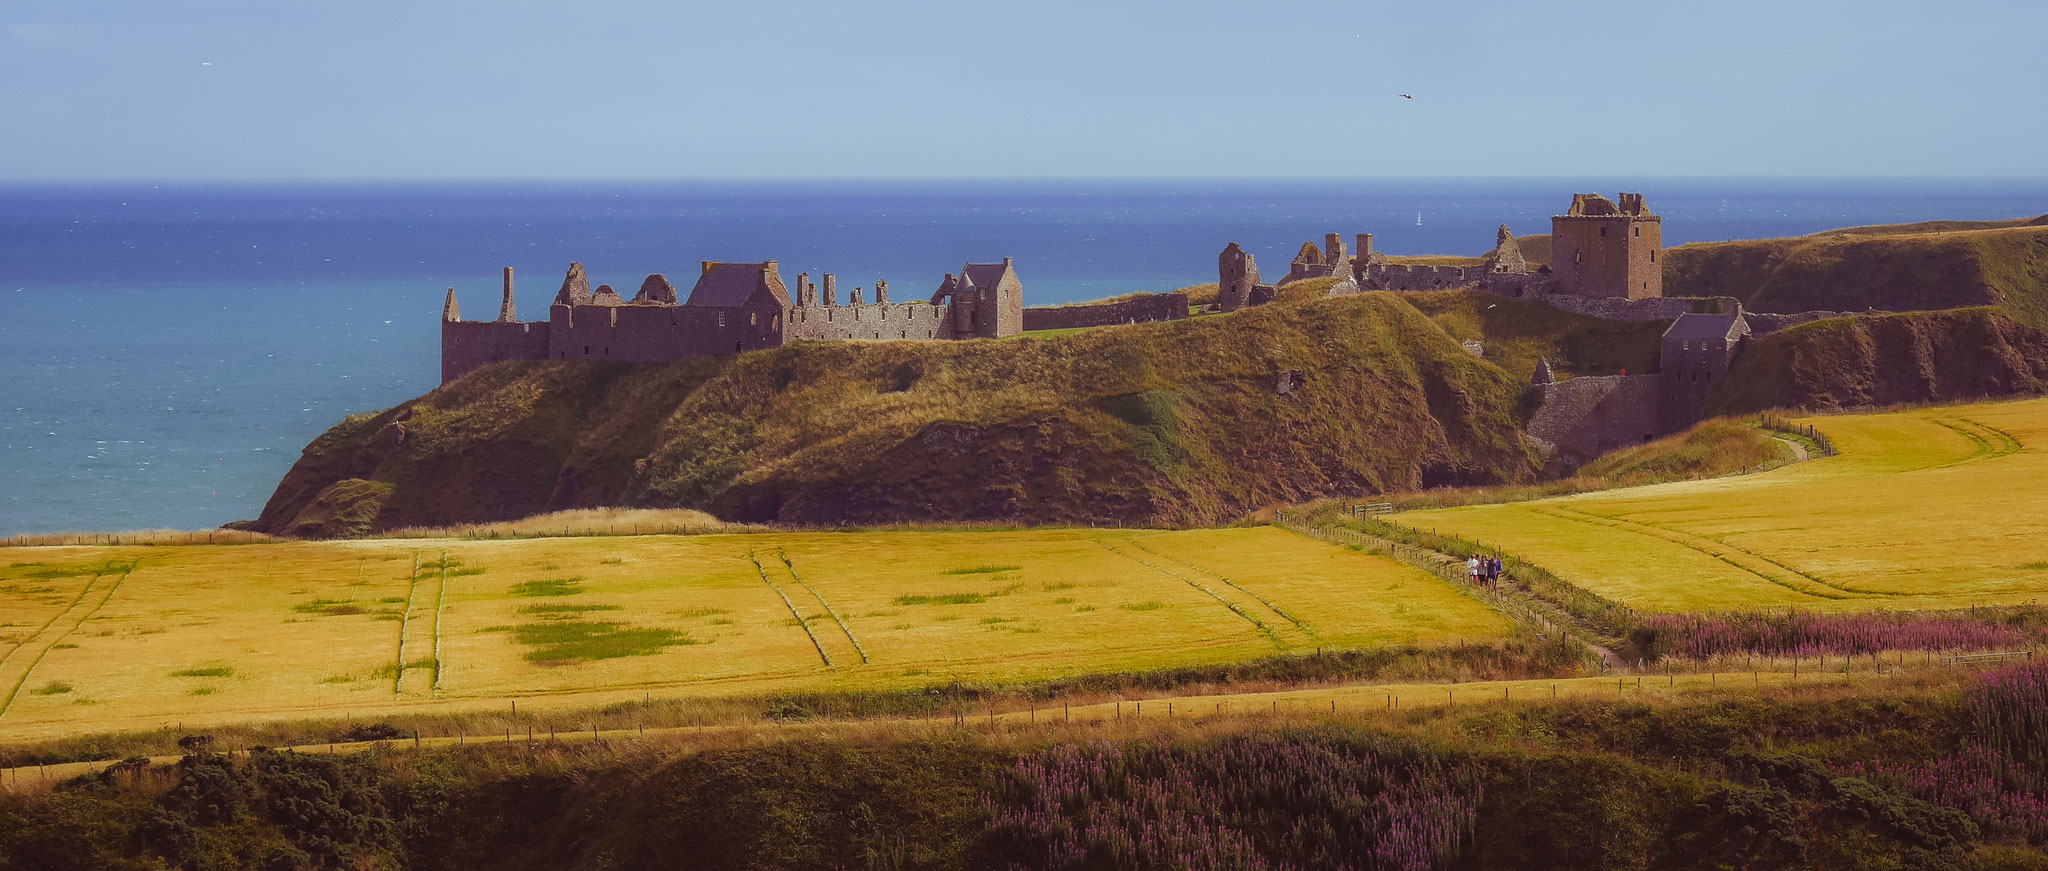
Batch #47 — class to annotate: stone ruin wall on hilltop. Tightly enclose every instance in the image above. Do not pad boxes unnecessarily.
[1022,292,1190,331]
[1527,374,1662,459]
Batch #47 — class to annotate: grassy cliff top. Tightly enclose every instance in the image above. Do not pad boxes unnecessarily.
[1663,221,2048,326]
[253,293,1550,536]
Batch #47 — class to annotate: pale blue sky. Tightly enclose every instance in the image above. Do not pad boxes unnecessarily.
[2,0,2042,179]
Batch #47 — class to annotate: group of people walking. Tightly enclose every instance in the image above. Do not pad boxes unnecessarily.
[1467,553,1504,589]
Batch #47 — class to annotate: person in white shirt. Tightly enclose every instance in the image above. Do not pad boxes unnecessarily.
[1468,555,1482,585]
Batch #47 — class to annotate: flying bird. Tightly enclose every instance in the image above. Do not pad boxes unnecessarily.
[201,62,212,67]
[1399,94,1413,99]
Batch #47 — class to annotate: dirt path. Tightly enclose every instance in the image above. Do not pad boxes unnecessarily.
[1775,436,1811,462]
[1279,519,1629,672]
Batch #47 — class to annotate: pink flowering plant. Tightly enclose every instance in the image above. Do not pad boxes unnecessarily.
[982,730,1481,871]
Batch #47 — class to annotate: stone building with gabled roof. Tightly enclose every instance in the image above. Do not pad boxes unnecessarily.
[1659,311,1751,433]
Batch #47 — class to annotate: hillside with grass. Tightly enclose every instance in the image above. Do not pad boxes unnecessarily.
[248,294,1543,536]
[1662,221,2048,326]
[1396,288,1668,382]
[1704,307,2048,414]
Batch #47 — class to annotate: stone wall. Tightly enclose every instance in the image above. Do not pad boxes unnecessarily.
[545,302,774,362]
[789,301,955,341]
[441,320,550,383]
[1527,374,1662,459]
[1364,263,1489,291]
[1022,292,1189,331]
[1539,294,1740,322]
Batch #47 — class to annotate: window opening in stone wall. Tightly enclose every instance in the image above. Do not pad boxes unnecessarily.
[1634,226,1640,237]
[1600,227,1608,237]
[1650,250,1657,262]
[1574,252,1582,265]
[734,341,741,353]
[718,312,726,328]
[750,312,757,326]
[583,345,589,355]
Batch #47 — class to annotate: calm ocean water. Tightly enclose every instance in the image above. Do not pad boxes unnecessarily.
[4,178,2046,535]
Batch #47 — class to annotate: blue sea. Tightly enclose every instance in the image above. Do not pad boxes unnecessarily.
[4,178,2046,536]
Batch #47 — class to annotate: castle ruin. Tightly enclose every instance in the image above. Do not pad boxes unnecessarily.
[1550,192,1662,300]
[1214,192,1830,463]
[441,257,1024,384]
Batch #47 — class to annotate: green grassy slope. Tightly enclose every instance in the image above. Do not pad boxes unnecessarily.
[1704,307,2048,414]
[1396,289,1668,382]
[1662,224,2048,327]
[251,294,1544,535]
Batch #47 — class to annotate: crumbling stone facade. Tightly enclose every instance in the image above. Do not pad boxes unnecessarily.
[1279,233,1360,294]
[1482,225,1528,274]
[1217,242,1268,312]
[441,256,1024,383]
[1551,192,1663,300]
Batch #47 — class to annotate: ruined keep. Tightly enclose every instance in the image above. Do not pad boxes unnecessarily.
[1217,242,1269,312]
[1551,192,1662,300]
[441,257,1024,383]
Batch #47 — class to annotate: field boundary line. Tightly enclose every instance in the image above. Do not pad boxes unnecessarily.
[748,551,834,667]
[0,562,135,722]
[1097,539,1285,649]
[0,570,106,674]
[394,551,421,697]
[1276,517,1625,671]
[1118,537,1318,641]
[773,551,867,665]
[431,550,448,693]
[1539,505,1901,600]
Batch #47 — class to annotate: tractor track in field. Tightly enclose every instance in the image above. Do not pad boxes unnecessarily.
[1097,540,1289,649]
[1117,538,1319,642]
[1528,505,1900,601]
[773,551,868,665]
[0,562,136,722]
[1929,416,2023,467]
[748,551,834,667]
[0,571,107,676]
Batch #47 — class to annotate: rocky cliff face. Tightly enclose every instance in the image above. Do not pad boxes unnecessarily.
[1705,308,2048,415]
[249,295,1544,536]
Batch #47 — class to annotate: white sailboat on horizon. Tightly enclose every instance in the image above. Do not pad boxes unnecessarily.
[1415,210,1423,226]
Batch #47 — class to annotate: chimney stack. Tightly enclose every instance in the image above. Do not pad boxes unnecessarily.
[823,273,838,306]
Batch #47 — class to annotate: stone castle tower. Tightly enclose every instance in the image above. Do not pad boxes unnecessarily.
[1551,192,1662,300]
[1217,242,1260,312]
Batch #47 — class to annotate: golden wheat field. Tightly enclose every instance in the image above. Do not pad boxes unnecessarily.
[1391,397,2048,613]
[0,526,1509,741]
